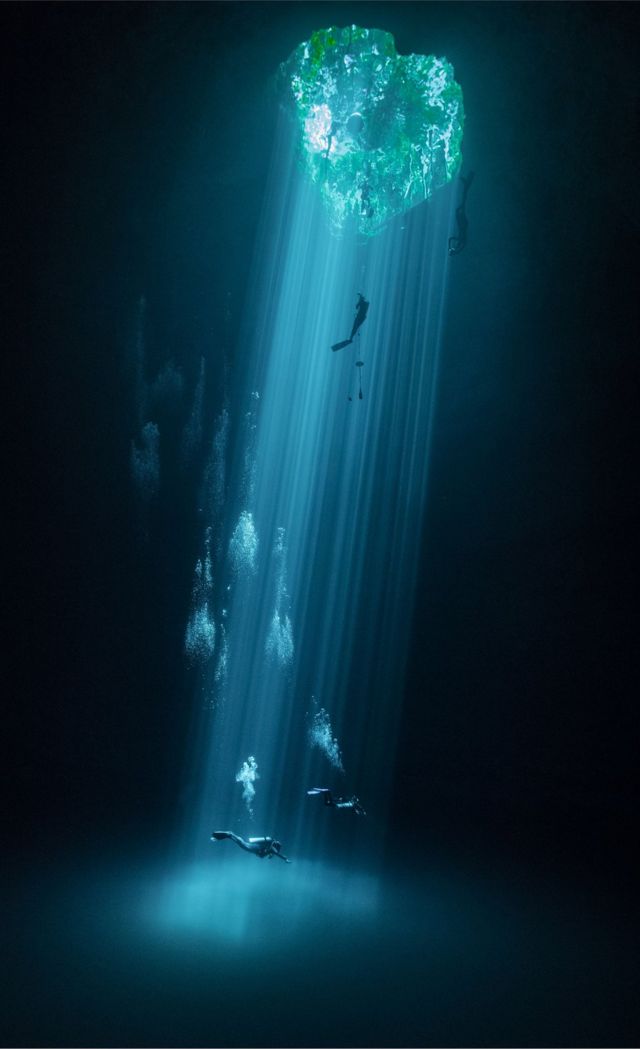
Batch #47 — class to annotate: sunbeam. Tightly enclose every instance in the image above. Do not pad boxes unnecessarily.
[183,50,459,882]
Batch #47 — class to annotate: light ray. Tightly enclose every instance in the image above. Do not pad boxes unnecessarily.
[184,103,456,887]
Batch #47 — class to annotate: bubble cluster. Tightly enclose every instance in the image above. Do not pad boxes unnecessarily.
[214,624,228,685]
[184,604,216,664]
[229,510,258,575]
[185,529,216,665]
[235,755,259,816]
[265,527,294,667]
[266,611,294,667]
[309,707,344,771]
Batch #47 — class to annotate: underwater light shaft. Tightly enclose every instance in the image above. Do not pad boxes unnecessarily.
[189,102,456,870]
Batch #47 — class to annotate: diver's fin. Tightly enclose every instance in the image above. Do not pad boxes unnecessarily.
[331,338,353,352]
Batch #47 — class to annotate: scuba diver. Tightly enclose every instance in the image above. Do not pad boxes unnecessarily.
[307,787,366,816]
[324,120,338,160]
[211,831,291,862]
[448,171,475,256]
[331,293,370,352]
[360,182,374,219]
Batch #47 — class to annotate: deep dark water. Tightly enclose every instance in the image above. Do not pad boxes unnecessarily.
[4,1,640,1045]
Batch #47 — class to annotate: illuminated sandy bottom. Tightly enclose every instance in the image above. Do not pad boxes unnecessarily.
[4,850,638,1047]
[145,857,381,947]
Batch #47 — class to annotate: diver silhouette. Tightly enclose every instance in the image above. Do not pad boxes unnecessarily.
[324,120,338,160]
[211,831,291,862]
[307,787,366,816]
[360,180,374,219]
[448,171,475,256]
[332,293,370,352]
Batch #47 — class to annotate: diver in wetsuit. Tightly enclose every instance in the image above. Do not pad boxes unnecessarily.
[211,831,291,862]
[331,293,370,352]
[307,788,366,816]
[448,171,475,256]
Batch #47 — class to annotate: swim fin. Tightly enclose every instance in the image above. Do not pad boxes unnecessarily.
[331,338,353,352]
